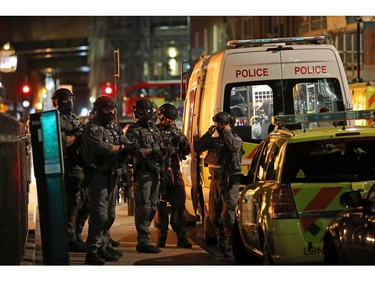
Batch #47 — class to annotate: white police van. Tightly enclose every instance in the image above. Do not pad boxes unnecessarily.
[180,36,354,243]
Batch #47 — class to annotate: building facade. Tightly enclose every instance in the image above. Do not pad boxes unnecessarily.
[1,16,374,118]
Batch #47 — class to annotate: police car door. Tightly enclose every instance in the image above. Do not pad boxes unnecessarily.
[239,138,278,251]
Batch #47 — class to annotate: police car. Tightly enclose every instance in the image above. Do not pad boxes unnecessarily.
[232,110,375,265]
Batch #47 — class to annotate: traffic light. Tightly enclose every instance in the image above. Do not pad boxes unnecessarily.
[104,82,113,95]
[21,83,31,96]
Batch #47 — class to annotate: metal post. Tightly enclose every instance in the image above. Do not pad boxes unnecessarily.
[113,49,120,101]
[356,16,362,82]
[114,49,120,121]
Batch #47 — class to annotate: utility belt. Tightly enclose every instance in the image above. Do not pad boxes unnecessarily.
[134,158,161,171]
[135,164,150,170]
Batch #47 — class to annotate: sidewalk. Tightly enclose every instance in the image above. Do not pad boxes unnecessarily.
[32,200,222,265]
[25,177,222,265]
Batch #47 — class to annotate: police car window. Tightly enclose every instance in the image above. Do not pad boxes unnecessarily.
[265,142,280,181]
[256,140,275,181]
[283,137,375,183]
[247,141,264,182]
[368,185,375,204]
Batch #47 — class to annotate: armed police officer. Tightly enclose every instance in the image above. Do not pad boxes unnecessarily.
[125,98,165,253]
[194,111,243,258]
[51,88,87,253]
[153,103,192,249]
[82,95,129,265]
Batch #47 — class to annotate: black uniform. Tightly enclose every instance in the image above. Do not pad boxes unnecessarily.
[153,103,192,248]
[60,113,86,247]
[52,88,87,253]
[83,95,129,265]
[125,98,165,253]
[194,112,243,258]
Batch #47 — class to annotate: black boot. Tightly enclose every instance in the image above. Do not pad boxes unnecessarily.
[106,247,124,257]
[109,237,120,247]
[222,245,233,259]
[85,252,105,265]
[69,240,87,253]
[136,244,161,253]
[177,238,192,248]
[156,238,166,248]
[98,249,119,262]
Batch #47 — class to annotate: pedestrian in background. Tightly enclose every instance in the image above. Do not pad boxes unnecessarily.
[82,95,129,265]
[154,103,192,249]
[51,88,87,253]
[194,111,244,258]
[125,98,165,253]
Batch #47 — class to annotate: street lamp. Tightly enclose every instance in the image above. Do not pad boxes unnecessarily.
[0,42,17,73]
[167,46,179,76]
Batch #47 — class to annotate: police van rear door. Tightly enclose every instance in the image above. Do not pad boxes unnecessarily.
[222,44,283,170]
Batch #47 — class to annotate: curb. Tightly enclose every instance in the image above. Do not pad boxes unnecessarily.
[22,229,36,265]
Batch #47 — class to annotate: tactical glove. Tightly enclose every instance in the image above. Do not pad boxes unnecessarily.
[208,125,217,135]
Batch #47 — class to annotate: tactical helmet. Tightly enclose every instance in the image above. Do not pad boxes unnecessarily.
[51,88,74,107]
[132,98,156,120]
[93,95,118,110]
[158,103,178,121]
[212,111,235,125]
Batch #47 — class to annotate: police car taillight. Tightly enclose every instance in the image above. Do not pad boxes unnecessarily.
[271,184,297,219]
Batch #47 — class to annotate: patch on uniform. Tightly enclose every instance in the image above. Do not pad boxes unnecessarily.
[89,127,100,137]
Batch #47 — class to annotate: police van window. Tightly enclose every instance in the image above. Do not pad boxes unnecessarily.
[292,78,341,115]
[225,84,274,142]
[182,88,196,138]
[225,78,344,141]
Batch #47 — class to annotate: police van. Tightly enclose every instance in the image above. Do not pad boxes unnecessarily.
[180,36,354,243]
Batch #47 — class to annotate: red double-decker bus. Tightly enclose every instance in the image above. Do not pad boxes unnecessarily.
[121,80,183,122]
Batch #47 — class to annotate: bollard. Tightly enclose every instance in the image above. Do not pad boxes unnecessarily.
[0,113,30,265]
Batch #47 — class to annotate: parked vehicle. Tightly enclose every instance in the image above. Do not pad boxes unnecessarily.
[323,185,375,265]
[232,110,375,265]
[181,35,354,243]
[121,80,183,123]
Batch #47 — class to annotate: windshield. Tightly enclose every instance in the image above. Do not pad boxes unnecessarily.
[283,137,375,183]
[225,78,345,142]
